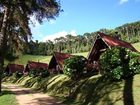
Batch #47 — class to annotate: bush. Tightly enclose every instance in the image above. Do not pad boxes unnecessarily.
[129,53,140,74]
[40,68,50,78]
[12,71,22,78]
[110,66,123,80]
[64,56,87,79]
[100,47,122,75]
[100,47,140,80]
[29,69,37,77]
[28,68,50,78]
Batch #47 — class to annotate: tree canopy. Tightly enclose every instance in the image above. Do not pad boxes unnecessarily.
[24,21,140,56]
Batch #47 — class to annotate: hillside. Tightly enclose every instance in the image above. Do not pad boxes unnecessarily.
[4,73,140,105]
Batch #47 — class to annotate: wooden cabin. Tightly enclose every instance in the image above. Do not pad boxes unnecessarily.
[5,64,24,75]
[88,32,138,62]
[24,61,48,74]
[48,52,72,74]
[86,32,138,73]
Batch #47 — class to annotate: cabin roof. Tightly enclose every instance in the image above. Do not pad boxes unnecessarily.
[27,61,48,70]
[98,32,138,52]
[6,64,24,73]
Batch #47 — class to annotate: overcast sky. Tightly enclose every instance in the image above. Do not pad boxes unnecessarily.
[30,0,140,42]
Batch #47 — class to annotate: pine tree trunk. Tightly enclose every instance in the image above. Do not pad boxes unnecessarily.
[0,6,10,93]
[0,56,4,93]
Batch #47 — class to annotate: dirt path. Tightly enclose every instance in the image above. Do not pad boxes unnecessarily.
[2,84,65,105]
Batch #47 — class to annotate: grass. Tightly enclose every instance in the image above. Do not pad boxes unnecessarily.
[0,89,18,105]
[72,52,88,58]
[4,73,140,105]
[5,54,52,66]
[133,42,140,52]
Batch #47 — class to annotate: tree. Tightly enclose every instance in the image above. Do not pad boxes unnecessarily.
[0,0,62,93]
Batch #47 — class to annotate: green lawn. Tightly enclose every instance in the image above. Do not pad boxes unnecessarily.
[133,42,140,52]
[5,54,52,66]
[0,89,18,105]
[72,52,88,57]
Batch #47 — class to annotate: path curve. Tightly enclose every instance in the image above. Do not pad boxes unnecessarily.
[2,84,65,105]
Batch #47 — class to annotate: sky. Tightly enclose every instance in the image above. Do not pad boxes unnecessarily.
[30,0,140,42]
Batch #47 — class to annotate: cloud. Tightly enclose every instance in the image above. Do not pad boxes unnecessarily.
[119,0,129,5]
[42,30,77,42]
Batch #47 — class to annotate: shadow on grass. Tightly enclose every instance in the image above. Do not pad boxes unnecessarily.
[63,76,123,105]
[0,90,13,96]
[123,76,134,105]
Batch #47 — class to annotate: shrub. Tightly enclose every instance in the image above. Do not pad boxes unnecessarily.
[110,66,123,80]
[100,47,122,75]
[12,71,22,78]
[29,69,37,77]
[39,68,50,78]
[100,47,140,80]
[28,68,50,78]
[129,53,140,75]
[64,56,87,79]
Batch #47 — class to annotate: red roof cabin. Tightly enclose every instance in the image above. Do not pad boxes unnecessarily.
[24,61,48,73]
[48,52,72,74]
[87,32,138,62]
[85,32,138,74]
[5,64,24,75]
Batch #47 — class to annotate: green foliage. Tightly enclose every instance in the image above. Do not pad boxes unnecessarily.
[0,69,3,77]
[28,70,37,77]
[12,71,22,79]
[5,52,19,62]
[64,56,87,79]
[40,69,50,78]
[28,68,50,78]
[110,66,123,80]
[100,48,121,75]
[129,53,140,74]
[100,47,140,80]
